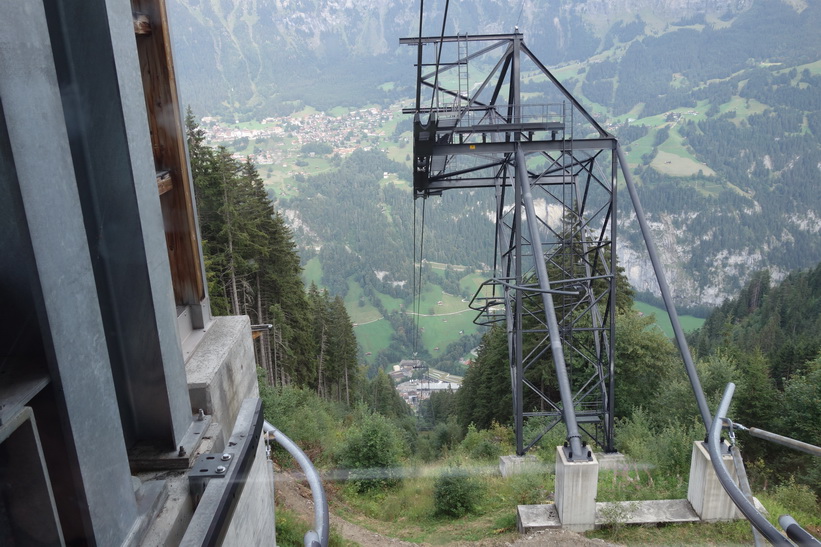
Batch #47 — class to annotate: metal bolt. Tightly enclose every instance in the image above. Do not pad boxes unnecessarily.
[215,465,226,474]
[197,409,205,421]
[221,453,232,461]
[178,445,186,457]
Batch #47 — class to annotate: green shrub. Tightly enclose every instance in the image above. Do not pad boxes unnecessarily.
[507,472,550,505]
[771,478,819,515]
[274,507,352,547]
[459,424,503,461]
[616,408,698,476]
[337,412,406,492]
[434,466,483,517]
[432,416,464,455]
[260,380,344,465]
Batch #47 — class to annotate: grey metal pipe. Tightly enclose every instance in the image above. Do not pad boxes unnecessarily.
[779,515,821,546]
[748,428,821,458]
[616,144,712,433]
[263,420,329,547]
[515,145,585,460]
[708,384,792,546]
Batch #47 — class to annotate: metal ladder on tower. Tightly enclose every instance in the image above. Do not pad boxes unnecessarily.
[456,33,469,114]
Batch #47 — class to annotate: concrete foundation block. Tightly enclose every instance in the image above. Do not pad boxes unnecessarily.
[186,316,259,441]
[687,441,742,521]
[554,446,599,532]
[499,454,542,477]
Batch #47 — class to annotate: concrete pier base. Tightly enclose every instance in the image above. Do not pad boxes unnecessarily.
[554,447,599,532]
[687,441,742,521]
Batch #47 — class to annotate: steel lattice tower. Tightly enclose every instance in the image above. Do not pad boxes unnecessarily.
[403,32,620,457]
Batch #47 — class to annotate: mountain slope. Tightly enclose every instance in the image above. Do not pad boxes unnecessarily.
[171,0,821,311]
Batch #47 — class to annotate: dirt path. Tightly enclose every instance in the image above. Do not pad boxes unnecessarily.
[274,469,418,546]
[273,467,616,547]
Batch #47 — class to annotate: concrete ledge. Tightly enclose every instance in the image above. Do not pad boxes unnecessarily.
[221,435,276,546]
[596,499,700,526]
[519,499,700,533]
[137,422,223,547]
[186,316,259,441]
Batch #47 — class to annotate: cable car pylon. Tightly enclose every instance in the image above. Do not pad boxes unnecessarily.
[402,32,618,459]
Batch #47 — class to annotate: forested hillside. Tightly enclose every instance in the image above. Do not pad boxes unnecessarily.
[187,111,366,401]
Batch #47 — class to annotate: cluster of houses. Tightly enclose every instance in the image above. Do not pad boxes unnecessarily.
[390,360,461,410]
[200,104,402,160]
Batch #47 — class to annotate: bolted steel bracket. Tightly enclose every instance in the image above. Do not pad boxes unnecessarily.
[189,452,233,507]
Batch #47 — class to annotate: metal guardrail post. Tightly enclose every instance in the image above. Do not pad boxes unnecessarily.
[264,421,329,547]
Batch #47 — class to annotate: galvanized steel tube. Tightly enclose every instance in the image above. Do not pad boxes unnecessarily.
[749,428,821,458]
[779,515,821,546]
[264,421,328,547]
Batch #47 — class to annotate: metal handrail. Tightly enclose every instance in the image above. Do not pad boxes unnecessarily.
[263,421,329,547]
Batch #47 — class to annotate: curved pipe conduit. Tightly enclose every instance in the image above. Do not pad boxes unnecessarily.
[709,384,821,546]
[264,421,329,547]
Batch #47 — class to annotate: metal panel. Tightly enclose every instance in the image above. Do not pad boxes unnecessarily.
[42,0,194,447]
[0,2,139,541]
[0,408,65,546]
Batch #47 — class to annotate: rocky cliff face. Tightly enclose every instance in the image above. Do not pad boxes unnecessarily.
[167,0,762,113]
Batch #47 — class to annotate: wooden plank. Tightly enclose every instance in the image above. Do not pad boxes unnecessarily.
[132,0,205,306]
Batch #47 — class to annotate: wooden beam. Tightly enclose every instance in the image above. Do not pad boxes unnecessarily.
[132,0,205,306]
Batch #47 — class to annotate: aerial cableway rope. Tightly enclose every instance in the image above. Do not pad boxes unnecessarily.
[415,0,424,112]
[411,0,444,361]
[412,198,427,360]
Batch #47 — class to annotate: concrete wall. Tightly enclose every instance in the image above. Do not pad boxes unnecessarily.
[687,441,742,521]
[186,316,259,441]
[222,436,276,546]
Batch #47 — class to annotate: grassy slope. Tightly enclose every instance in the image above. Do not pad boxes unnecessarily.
[633,300,705,337]
[330,460,821,545]
[353,319,393,357]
